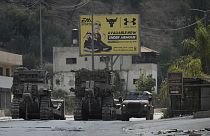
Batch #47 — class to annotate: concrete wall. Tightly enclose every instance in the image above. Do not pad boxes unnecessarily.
[53,71,75,92]
[0,76,13,89]
[0,110,5,117]
[0,89,11,109]
[53,47,92,72]
[120,68,157,92]
[53,47,158,93]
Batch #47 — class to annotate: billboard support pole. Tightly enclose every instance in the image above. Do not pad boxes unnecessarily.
[39,1,43,69]
[91,0,95,70]
[110,56,113,70]
[110,55,120,70]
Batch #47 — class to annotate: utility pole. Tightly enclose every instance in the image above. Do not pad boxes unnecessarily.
[40,0,43,69]
[91,0,95,70]
[204,11,208,27]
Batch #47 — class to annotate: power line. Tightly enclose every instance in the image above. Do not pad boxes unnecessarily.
[52,0,90,11]
[141,17,205,31]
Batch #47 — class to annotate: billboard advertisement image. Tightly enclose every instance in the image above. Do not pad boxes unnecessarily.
[80,14,140,55]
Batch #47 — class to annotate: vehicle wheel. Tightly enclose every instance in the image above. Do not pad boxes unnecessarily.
[150,114,153,120]
[121,114,129,121]
[74,97,83,121]
[59,101,65,120]
[102,97,115,121]
[146,112,152,120]
[24,103,29,120]
[40,96,51,120]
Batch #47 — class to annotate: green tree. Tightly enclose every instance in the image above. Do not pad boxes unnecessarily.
[0,5,70,68]
[183,22,210,74]
[159,80,169,107]
[111,71,123,98]
[159,55,205,108]
[135,74,156,92]
[168,55,205,77]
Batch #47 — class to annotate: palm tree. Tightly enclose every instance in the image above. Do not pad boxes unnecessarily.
[183,22,210,74]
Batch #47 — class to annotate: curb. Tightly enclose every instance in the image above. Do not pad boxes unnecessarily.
[193,111,210,118]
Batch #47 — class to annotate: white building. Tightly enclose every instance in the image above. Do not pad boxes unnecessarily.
[0,50,22,110]
[53,46,159,94]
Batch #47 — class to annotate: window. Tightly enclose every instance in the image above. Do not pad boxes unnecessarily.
[6,68,10,76]
[121,79,125,83]
[56,79,60,85]
[133,79,138,84]
[132,53,157,64]
[100,56,110,62]
[0,67,3,76]
[84,57,88,61]
[66,58,77,64]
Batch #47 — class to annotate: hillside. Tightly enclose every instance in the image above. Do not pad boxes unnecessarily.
[0,0,208,69]
[45,0,189,52]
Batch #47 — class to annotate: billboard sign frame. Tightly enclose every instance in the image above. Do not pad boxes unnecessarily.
[79,14,140,56]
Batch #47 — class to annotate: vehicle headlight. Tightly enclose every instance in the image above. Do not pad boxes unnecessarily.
[122,104,126,108]
[144,104,147,108]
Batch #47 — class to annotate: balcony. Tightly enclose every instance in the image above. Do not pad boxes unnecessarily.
[0,51,22,65]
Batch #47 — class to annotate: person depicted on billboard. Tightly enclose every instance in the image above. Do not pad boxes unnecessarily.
[83,20,112,52]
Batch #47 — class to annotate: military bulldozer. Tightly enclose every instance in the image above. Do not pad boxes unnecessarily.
[71,69,116,121]
[11,67,65,120]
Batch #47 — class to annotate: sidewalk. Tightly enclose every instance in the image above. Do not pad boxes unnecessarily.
[0,116,74,121]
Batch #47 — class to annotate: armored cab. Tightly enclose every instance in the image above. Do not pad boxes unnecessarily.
[72,69,116,121]
[11,67,65,120]
[121,91,154,121]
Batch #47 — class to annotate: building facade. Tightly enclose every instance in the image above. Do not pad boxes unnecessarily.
[0,50,22,110]
[53,46,159,94]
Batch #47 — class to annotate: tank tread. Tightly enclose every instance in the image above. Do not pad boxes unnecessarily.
[102,106,112,120]
[74,98,83,121]
[11,98,20,119]
[102,97,115,121]
[74,108,82,120]
[40,97,50,120]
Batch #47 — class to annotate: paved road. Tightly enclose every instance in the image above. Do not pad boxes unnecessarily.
[0,114,210,136]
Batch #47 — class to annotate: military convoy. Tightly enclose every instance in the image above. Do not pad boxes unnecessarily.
[11,67,154,121]
[11,67,65,120]
[71,69,116,121]
[121,91,154,121]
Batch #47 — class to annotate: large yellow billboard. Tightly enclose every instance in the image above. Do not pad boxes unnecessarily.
[80,14,140,55]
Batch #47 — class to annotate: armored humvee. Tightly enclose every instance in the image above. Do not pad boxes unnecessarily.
[11,67,65,120]
[121,91,154,121]
[71,69,116,121]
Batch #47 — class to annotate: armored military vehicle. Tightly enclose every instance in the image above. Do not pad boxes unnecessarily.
[71,69,116,121]
[121,91,154,121]
[11,67,65,120]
